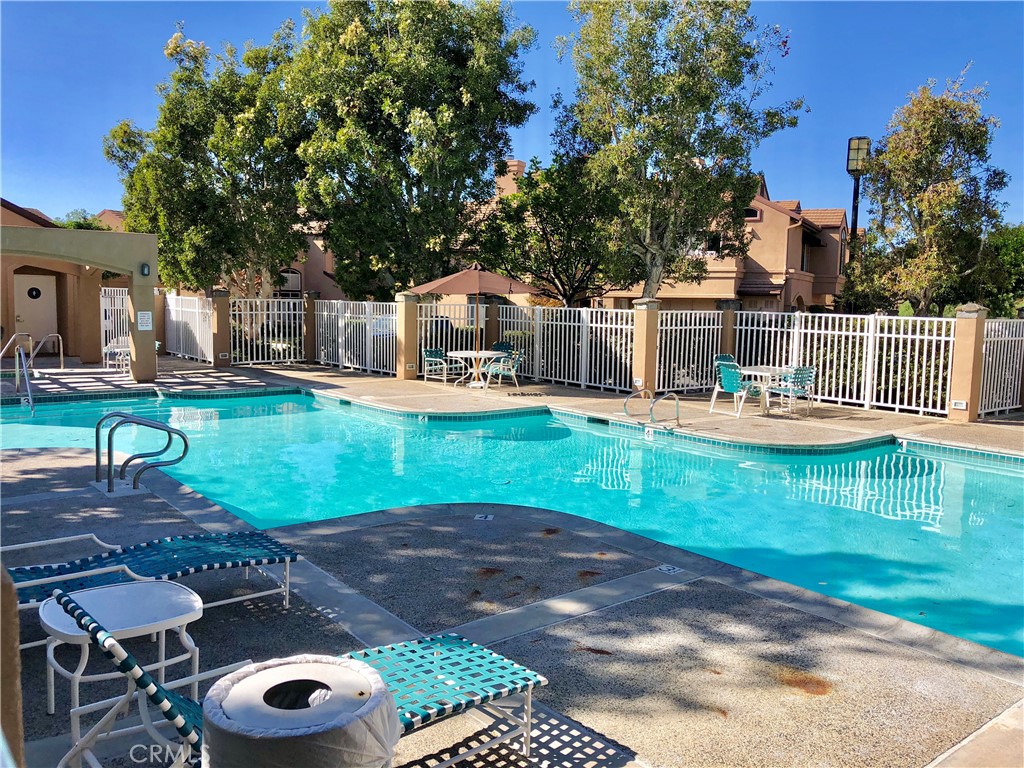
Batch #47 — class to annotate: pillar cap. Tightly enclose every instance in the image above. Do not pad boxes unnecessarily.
[632,298,661,310]
[211,289,230,298]
[955,303,988,319]
[304,290,321,299]
[716,299,743,311]
[395,291,420,303]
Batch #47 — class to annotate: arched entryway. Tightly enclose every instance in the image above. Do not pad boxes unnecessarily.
[0,226,159,381]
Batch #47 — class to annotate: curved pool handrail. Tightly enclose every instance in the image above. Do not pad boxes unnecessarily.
[95,412,190,491]
[623,389,653,419]
[650,391,680,425]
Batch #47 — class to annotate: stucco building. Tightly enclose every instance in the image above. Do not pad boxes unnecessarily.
[598,179,849,311]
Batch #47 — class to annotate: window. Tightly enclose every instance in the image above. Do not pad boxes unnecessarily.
[801,244,810,272]
[743,207,761,221]
[706,233,722,253]
[840,230,848,264]
[275,268,302,298]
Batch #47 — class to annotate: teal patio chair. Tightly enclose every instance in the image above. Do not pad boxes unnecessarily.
[709,361,762,418]
[54,589,548,768]
[422,347,467,385]
[713,353,736,367]
[6,531,300,645]
[769,365,816,414]
[491,340,514,357]
[484,349,524,389]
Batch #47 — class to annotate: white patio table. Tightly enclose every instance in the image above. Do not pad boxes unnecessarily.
[448,350,504,389]
[39,580,203,751]
[738,365,793,414]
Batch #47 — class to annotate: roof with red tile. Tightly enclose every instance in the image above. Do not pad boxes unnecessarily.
[775,200,801,212]
[801,209,847,229]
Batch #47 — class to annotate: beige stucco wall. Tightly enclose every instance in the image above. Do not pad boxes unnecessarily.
[292,236,345,299]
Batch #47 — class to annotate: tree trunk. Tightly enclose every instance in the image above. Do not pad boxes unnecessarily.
[642,253,665,298]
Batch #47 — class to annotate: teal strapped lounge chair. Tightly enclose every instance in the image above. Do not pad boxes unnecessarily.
[484,349,524,389]
[769,365,816,414]
[423,347,468,385]
[6,531,299,621]
[491,340,514,356]
[713,353,736,367]
[709,361,762,418]
[53,589,547,768]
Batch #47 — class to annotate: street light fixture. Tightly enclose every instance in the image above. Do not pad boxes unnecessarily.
[847,136,870,260]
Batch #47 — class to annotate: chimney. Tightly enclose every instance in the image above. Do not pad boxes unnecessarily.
[495,159,526,197]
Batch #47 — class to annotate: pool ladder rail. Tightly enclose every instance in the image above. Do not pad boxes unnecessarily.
[623,389,683,426]
[95,412,190,493]
[13,346,34,415]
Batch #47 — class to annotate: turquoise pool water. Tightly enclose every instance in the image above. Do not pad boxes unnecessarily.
[2,393,1022,656]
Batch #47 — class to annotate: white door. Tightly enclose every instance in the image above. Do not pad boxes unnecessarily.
[14,274,58,351]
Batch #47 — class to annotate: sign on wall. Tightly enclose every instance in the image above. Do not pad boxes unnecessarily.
[137,311,153,331]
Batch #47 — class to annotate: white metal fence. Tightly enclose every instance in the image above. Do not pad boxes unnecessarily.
[315,300,397,375]
[980,319,1024,416]
[164,295,214,363]
[230,299,305,365]
[498,306,634,392]
[656,311,723,392]
[100,287,130,350]
[735,312,955,415]
[417,303,485,369]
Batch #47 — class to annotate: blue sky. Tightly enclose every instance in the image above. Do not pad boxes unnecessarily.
[2,1,1021,224]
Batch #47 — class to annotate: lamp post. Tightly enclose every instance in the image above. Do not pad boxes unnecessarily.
[846,136,870,261]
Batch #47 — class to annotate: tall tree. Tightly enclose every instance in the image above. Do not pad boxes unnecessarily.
[104,23,309,296]
[287,0,536,300]
[478,101,640,305]
[861,68,1008,315]
[566,0,804,298]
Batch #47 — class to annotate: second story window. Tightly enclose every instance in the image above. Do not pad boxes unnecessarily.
[743,207,761,221]
[840,231,848,265]
[706,233,722,253]
[801,244,810,273]
[275,268,302,299]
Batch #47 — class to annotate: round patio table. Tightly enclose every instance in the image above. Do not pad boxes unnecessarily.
[448,350,504,389]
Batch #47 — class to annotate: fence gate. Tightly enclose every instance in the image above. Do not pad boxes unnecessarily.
[315,300,397,375]
[164,295,214,363]
[230,298,305,365]
[497,306,633,392]
[980,319,1024,416]
[100,287,129,350]
[656,311,722,392]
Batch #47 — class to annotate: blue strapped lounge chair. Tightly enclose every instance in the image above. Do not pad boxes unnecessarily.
[53,588,547,768]
[423,347,468,385]
[709,361,762,418]
[6,531,299,625]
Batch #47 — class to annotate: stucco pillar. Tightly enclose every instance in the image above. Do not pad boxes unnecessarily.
[947,303,988,423]
[210,294,232,368]
[153,291,166,355]
[76,267,103,363]
[485,298,502,350]
[127,279,157,382]
[395,292,420,380]
[716,300,742,359]
[304,292,320,364]
[1,571,25,768]
[631,298,660,395]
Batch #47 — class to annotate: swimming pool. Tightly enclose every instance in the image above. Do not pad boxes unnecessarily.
[2,392,1022,656]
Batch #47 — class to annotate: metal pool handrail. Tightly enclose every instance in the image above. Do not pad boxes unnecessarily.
[95,412,190,492]
[623,389,653,419]
[650,391,680,425]
[27,333,64,370]
[1,333,33,359]
[15,346,34,415]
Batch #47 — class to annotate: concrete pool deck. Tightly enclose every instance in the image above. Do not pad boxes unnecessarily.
[1,361,1022,766]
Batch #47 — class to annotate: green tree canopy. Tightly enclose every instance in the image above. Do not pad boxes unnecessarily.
[287,0,536,300]
[478,102,640,306]
[54,209,109,230]
[104,23,309,296]
[860,68,1009,315]
[566,0,804,297]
